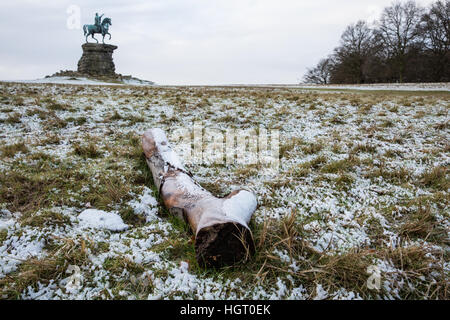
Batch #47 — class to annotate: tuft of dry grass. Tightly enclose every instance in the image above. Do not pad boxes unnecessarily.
[279,137,305,159]
[321,156,359,174]
[399,206,447,244]
[72,142,103,159]
[301,141,324,155]
[21,209,72,228]
[351,143,377,154]
[1,142,29,158]
[365,166,412,185]
[299,155,327,170]
[420,166,448,191]
[2,112,21,124]
[384,246,447,299]
[42,98,71,111]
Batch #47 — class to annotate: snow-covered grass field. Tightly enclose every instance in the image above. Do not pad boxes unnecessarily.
[0,82,448,299]
[297,82,450,92]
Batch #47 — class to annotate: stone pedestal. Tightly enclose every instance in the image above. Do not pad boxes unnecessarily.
[77,43,118,76]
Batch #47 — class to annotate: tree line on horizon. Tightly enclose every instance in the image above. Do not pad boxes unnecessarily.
[303,0,449,84]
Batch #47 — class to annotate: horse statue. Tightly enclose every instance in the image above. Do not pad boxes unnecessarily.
[83,17,112,44]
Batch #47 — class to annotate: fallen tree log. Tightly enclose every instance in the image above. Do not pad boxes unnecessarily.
[142,128,257,267]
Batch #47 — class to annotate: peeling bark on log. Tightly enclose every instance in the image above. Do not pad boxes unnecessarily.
[142,128,257,267]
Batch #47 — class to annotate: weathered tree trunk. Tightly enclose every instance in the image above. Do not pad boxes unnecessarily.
[142,128,257,267]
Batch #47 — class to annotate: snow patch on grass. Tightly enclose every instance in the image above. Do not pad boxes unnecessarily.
[78,209,128,231]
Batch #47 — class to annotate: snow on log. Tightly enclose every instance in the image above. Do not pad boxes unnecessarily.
[142,128,257,267]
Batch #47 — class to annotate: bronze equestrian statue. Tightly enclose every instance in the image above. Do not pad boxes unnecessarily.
[83,13,112,44]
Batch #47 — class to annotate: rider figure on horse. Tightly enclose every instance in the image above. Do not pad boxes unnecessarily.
[84,13,111,43]
[94,13,104,32]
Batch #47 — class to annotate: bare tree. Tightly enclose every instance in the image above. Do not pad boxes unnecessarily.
[302,58,332,84]
[341,20,375,56]
[421,0,450,51]
[377,0,424,82]
[302,0,448,84]
[419,0,450,81]
[331,20,378,83]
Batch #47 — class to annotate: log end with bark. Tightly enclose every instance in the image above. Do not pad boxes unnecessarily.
[195,221,255,268]
[142,128,257,268]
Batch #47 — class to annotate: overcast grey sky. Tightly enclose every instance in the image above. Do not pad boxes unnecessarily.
[0,0,436,85]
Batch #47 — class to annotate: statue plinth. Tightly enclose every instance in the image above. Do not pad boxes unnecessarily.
[77,43,118,76]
